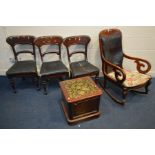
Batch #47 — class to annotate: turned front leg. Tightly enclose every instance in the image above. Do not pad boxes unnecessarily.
[42,77,48,95]
[9,77,16,93]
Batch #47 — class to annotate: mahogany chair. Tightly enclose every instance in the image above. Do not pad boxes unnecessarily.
[99,29,152,104]
[34,36,69,95]
[6,35,38,93]
[63,35,99,80]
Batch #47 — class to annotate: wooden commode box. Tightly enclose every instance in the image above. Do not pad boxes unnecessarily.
[59,76,102,124]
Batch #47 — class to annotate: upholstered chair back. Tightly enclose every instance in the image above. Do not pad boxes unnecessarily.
[99,29,123,67]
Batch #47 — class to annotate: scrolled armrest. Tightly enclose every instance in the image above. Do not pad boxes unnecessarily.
[103,58,126,84]
[123,53,151,74]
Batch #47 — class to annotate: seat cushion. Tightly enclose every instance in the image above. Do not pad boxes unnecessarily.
[40,60,68,76]
[6,60,37,76]
[70,60,99,77]
[108,69,151,87]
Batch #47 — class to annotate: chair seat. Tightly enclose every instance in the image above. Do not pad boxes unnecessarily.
[6,60,37,76]
[108,69,151,87]
[40,60,68,76]
[70,60,99,77]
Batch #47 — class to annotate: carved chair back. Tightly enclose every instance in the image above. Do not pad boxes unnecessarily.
[6,35,36,61]
[63,35,90,64]
[99,29,152,104]
[99,29,123,68]
[34,36,63,62]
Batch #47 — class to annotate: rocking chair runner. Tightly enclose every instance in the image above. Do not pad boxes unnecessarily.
[99,29,152,104]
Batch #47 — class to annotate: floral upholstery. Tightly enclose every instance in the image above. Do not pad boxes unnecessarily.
[108,69,151,87]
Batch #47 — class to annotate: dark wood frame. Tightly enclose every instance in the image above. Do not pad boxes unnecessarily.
[63,35,99,80]
[59,76,102,124]
[34,36,69,95]
[6,35,39,93]
[99,29,152,105]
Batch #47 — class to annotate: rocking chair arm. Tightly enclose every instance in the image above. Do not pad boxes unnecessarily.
[103,58,126,84]
[123,53,151,74]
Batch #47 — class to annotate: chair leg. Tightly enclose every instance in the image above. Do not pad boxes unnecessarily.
[122,88,128,104]
[9,77,16,93]
[34,76,40,91]
[104,76,107,89]
[66,73,69,80]
[145,80,151,94]
[42,78,48,95]
[70,71,73,79]
[95,73,99,83]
